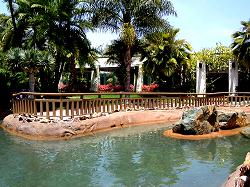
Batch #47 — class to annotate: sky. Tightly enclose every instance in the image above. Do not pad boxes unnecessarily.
[1,0,250,52]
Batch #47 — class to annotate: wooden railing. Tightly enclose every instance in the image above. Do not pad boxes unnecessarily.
[11,92,250,119]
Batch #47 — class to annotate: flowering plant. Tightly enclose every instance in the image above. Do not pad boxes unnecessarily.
[98,83,113,92]
[141,83,159,92]
[98,84,134,92]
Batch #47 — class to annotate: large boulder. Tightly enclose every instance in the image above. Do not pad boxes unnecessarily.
[223,152,250,187]
[219,112,248,130]
[172,106,220,135]
[241,127,250,138]
[172,106,249,135]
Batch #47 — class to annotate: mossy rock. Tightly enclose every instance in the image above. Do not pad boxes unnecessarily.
[241,127,250,138]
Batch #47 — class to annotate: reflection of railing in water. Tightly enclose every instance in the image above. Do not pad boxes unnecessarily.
[12,92,250,119]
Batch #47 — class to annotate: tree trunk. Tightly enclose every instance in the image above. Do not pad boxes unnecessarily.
[29,72,35,92]
[69,54,78,92]
[52,51,64,92]
[124,45,132,92]
[7,0,17,31]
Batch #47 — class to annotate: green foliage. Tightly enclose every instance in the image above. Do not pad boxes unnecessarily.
[193,43,233,72]
[140,28,193,91]
[192,44,233,92]
[5,48,53,72]
[104,39,141,88]
[231,20,250,68]
[0,49,28,116]
[4,48,54,91]
[90,0,176,91]
[0,0,97,92]
[121,23,136,47]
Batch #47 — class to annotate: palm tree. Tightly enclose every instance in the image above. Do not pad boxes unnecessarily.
[0,14,10,48]
[104,39,141,88]
[140,29,192,90]
[1,0,95,92]
[231,20,250,68]
[6,48,53,92]
[28,0,94,91]
[4,0,17,31]
[90,0,176,91]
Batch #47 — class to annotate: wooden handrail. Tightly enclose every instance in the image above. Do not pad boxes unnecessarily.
[11,92,250,120]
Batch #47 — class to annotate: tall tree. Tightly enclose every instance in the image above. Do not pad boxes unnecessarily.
[140,29,192,91]
[5,48,53,92]
[90,0,176,91]
[1,0,95,92]
[104,39,141,88]
[231,20,250,68]
[4,0,17,31]
[193,44,233,92]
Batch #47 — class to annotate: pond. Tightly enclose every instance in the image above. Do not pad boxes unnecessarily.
[0,123,249,187]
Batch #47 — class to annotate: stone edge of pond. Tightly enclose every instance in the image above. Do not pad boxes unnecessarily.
[1,109,183,141]
[222,152,250,187]
[164,128,244,140]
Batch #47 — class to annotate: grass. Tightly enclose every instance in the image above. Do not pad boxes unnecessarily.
[67,94,141,99]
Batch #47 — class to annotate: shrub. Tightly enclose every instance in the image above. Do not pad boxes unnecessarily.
[142,83,159,92]
[129,84,134,92]
[98,83,113,92]
[97,83,159,92]
[98,84,135,92]
[58,83,68,92]
[113,85,123,92]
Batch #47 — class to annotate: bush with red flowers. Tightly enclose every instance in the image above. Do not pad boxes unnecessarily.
[141,83,159,92]
[129,84,134,92]
[98,83,113,92]
[58,83,68,92]
[112,85,123,92]
[98,84,135,92]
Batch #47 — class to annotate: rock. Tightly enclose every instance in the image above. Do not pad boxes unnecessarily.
[220,112,247,130]
[72,118,80,122]
[241,127,250,138]
[173,106,249,135]
[172,106,219,135]
[172,124,184,133]
[26,118,33,122]
[89,114,93,119]
[63,117,72,122]
[79,115,88,120]
[34,118,40,122]
[223,152,250,187]
[61,130,75,137]
[218,112,231,122]
[92,112,98,118]
[19,116,25,121]
[219,122,227,129]
[40,118,50,123]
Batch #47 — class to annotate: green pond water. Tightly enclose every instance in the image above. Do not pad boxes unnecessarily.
[0,123,249,187]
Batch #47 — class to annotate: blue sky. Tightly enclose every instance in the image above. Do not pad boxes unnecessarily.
[1,0,250,51]
[169,0,250,51]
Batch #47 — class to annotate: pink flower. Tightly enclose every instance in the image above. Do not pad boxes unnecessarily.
[58,83,67,90]
[142,83,159,92]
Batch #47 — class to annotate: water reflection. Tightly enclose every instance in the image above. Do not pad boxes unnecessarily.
[0,124,250,187]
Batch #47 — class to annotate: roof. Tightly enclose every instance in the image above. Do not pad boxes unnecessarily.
[82,57,144,69]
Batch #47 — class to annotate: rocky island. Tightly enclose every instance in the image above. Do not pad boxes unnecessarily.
[164,106,250,140]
